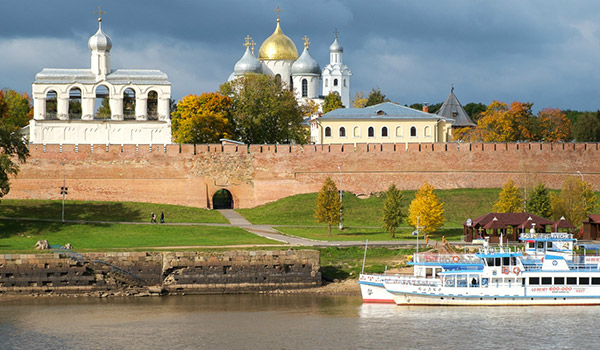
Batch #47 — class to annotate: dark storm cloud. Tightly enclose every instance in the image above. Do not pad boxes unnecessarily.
[2,0,600,111]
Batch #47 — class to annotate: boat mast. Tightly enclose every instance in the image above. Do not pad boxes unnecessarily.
[361,239,368,274]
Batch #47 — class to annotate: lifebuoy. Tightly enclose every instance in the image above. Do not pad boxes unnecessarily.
[502,267,510,275]
[541,257,544,263]
[452,255,459,263]
[513,267,521,274]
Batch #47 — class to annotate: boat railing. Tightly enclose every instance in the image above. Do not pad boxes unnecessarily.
[415,253,480,264]
[520,232,574,240]
[384,275,442,288]
[478,246,515,255]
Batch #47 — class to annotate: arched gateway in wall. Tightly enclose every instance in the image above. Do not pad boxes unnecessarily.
[212,189,234,209]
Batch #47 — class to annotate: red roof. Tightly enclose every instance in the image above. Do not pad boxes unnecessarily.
[467,213,554,229]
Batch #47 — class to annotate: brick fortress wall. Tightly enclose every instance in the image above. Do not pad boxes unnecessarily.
[7,142,600,208]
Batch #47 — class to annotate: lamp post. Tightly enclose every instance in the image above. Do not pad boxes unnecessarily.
[338,165,343,230]
[577,171,584,181]
[412,216,424,262]
[60,160,67,222]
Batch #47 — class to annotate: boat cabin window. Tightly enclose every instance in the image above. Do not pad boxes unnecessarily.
[593,278,600,285]
[457,275,468,287]
[580,277,589,285]
[567,277,577,285]
[537,242,544,249]
[529,277,540,285]
[547,242,553,249]
[502,257,510,266]
[528,242,535,249]
[541,277,552,285]
[554,277,565,285]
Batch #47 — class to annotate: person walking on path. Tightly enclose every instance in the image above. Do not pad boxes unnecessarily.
[151,212,157,224]
[160,212,164,224]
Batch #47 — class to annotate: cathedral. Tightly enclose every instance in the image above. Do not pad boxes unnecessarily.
[228,12,352,108]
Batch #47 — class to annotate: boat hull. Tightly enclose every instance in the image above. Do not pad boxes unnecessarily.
[391,292,600,306]
[359,282,395,303]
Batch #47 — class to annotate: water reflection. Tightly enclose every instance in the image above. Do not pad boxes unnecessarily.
[0,296,598,350]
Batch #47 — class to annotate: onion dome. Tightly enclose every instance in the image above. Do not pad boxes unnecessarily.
[329,36,343,53]
[292,47,320,75]
[88,20,112,51]
[234,46,262,74]
[258,19,298,60]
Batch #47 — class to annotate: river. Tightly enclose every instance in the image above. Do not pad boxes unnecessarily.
[0,294,597,349]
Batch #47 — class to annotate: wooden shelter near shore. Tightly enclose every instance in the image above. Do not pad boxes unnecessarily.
[463,213,570,243]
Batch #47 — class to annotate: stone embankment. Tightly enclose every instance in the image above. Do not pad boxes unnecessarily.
[0,250,321,297]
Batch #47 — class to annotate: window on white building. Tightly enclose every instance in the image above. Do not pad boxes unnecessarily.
[410,126,417,137]
[353,126,360,137]
[424,126,431,137]
[302,79,308,97]
[339,127,346,137]
[325,126,332,137]
[334,79,338,86]
[368,127,374,137]
[382,126,388,137]
[395,126,403,137]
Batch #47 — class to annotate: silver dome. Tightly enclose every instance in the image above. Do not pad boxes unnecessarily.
[88,22,112,51]
[234,47,262,74]
[329,37,343,53]
[292,47,320,75]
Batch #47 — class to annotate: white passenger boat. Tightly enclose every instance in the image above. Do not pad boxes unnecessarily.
[384,234,600,306]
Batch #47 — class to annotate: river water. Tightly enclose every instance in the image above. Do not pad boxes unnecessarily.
[0,294,597,349]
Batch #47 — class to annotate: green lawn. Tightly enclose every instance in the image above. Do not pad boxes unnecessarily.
[315,246,414,281]
[0,199,227,224]
[0,220,277,253]
[276,226,464,242]
[237,188,501,229]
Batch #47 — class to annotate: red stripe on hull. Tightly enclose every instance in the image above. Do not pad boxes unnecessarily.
[362,299,395,304]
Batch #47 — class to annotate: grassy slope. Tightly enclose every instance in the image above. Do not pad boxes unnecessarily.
[0,220,277,253]
[0,199,227,224]
[237,188,501,240]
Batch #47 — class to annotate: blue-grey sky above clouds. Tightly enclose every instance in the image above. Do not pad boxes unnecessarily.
[2,0,600,111]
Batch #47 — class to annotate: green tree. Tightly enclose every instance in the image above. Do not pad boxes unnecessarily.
[220,74,307,144]
[382,184,405,238]
[572,112,600,142]
[171,93,233,144]
[365,88,390,107]
[407,182,445,234]
[463,102,487,123]
[0,122,29,198]
[314,177,341,236]
[96,98,111,119]
[0,89,32,128]
[322,91,344,113]
[492,178,523,213]
[550,176,598,227]
[526,183,552,218]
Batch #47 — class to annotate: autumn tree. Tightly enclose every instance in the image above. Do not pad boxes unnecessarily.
[315,177,341,236]
[471,101,534,142]
[365,88,390,107]
[171,93,233,144]
[322,92,344,113]
[492,178,523,213]
[526,183,552,218]
[572,112,600,142]
[220,74,307,144]
[352,91,368,108]
[550,176,598,227]
[407,182,445,234]
[382,184,405,238]
[536,108,571,141]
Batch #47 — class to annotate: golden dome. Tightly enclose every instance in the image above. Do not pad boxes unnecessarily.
[258,19,298,60]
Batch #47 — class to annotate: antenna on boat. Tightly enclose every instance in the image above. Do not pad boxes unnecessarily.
[361,239,368,274]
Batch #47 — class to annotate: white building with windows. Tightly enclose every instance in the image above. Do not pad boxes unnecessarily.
[29,17,172,145]
[228,13,351,109]
[310,102,453,144]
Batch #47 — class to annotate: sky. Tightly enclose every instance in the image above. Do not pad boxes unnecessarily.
[2,0,600,112]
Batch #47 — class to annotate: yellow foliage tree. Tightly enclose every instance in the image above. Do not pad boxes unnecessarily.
[171,93,233,144]
[407,182,445,234]
[537,108,571,142]
[473,101,534,142]
[352,91,368,108]
[550,176,598,227]
[314,177,341,236]
[492,178,523,213]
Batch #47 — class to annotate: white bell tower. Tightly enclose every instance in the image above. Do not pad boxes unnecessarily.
[322,29,352,107]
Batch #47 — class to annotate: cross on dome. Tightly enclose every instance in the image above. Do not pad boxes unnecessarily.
[333,28,339,39]
[274,5,282,21]
[94,6,106,22]
[244,35,252,47]
[250,40,256,54]
[303,35,310,49]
